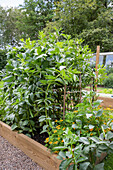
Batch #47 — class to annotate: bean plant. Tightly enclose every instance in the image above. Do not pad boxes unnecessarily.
[0,30,104,136]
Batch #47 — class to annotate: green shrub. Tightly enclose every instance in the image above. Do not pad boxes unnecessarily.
[106,65,113,75]
[103,73,113,88]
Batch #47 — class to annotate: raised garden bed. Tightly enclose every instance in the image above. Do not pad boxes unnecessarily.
[98,96,113,108]
[0,121,61,170]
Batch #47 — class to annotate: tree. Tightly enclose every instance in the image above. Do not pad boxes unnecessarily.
[20,0,58,40]
[45,0,113,52]
[0,6,26,47]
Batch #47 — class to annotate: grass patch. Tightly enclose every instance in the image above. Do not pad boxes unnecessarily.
[85,86,113,94]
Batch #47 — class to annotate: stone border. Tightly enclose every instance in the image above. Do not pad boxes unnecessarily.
[0,121,61,170]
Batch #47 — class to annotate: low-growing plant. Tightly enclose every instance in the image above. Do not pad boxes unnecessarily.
[40,92,113,169]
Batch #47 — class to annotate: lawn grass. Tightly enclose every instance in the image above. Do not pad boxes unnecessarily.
[85,86,113,94]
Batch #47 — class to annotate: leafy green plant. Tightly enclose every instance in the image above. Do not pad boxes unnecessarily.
[0,30,95,136]
[40,92,113,169]
[54,127,113,170]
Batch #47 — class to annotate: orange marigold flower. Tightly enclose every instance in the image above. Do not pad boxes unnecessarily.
[55,120,58,122]
[49,141,52,144]
[54,130,57,133]
[74,110,78,113]
[58,137,60,140]
[104,130,106,132]
[54,151,59,154]
[54,141,58,144]
[56,126,60,129]
[90,133,93,136]
[60,120,63,122]
[63,128,65,130]
[72,122,75,124]
[90,128,93,131]
[104,123,106,125]
[45,137,49,142]
[112,120,113,122]
[73,128,75,130]
[61,140,64,142]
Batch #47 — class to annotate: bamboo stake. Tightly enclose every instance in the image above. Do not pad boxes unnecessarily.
[63,84,66,119]
[79,73,82,103]
[95,46,100,91]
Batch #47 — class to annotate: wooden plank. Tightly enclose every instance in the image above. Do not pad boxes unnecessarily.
[0,121,61,170]
[95,46,100,91]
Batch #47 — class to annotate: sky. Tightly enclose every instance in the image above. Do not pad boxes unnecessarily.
[0,0,24,8]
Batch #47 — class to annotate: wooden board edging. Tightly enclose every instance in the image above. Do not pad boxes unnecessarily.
[0,121,61,170]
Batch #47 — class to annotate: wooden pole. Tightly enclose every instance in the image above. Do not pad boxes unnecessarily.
[63,84,66,119]
[95,46,100,91]
[79,73,82,103]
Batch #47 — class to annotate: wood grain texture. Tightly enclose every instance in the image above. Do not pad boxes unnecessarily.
[0,121,61,170]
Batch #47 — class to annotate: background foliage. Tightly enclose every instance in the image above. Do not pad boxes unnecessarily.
[1,0,113,53]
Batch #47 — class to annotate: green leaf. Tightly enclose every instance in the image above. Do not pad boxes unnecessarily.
[11,124,18,130]
[77,156,88,163]
[59,151,66,159]
[107,131,113,140]
[89,124,95,129]
[59,158,73,170]
[94,163,104,170]
[30,109,33,118]
[66,151,72,158]
[56,155,63,160]
[80,162,90,170]
[68,164,77,170]
[93,100,103,107]
[96,110,103,117]
[3,76,14,82]
[53,146,67,150]
[55,78,64,84]
[60,66,66,71]
[90,137,100,143]
[22,120,28,126]
[79,137,90,145]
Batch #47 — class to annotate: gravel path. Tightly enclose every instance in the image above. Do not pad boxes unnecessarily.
[0,135,44,170]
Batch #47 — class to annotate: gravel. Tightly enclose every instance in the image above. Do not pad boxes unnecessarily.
[0,135,44,170]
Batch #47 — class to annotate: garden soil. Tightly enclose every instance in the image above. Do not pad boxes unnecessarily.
[0,135,44,170]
